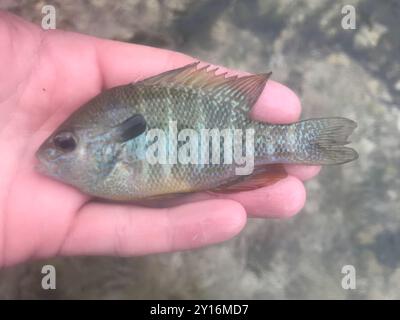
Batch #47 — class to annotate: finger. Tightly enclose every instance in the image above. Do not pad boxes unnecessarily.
[94,39,302,123]
[60,199,246,257]
[284,165,321,181]
[250,80,301,124]
[94,40,194,88]
[214,176,306,218]
[141,176,306,219]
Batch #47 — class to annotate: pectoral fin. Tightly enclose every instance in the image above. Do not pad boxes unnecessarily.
[110,114,147,142]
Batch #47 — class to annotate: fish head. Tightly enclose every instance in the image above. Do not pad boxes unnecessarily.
[35,126,110,187]
[36,111,147,192]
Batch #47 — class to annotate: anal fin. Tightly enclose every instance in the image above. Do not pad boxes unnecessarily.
[210,164,287,193]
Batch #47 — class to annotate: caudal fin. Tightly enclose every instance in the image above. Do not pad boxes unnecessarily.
[297,117,358,165]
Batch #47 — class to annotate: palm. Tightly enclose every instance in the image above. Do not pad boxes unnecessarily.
[0,12,319,267]
[0,17,96,266]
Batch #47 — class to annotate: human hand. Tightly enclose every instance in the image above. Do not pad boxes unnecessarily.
[0,12,320,267]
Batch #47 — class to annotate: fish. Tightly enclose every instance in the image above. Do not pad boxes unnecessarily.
[36,62,358,201]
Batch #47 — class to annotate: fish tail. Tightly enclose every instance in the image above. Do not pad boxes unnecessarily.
[294,117,358,165]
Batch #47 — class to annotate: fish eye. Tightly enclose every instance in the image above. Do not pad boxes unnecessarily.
[53,132,77,152]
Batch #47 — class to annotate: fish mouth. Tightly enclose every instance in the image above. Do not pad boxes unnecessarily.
[35,145,58,177]
[34,155,62,181]
[34,159,49,175]
[34,150,51,176]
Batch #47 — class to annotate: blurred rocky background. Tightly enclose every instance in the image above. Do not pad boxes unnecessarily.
[0,0,399,299]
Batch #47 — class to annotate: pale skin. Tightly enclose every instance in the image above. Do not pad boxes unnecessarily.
[0,12,320,267]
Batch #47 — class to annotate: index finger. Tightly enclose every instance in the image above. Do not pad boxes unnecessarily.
[95,39,301,124]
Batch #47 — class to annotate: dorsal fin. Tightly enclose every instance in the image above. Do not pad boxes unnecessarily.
[135,62,271,109]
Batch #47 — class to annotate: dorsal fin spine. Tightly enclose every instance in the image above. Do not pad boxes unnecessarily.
[135,62,271,111]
